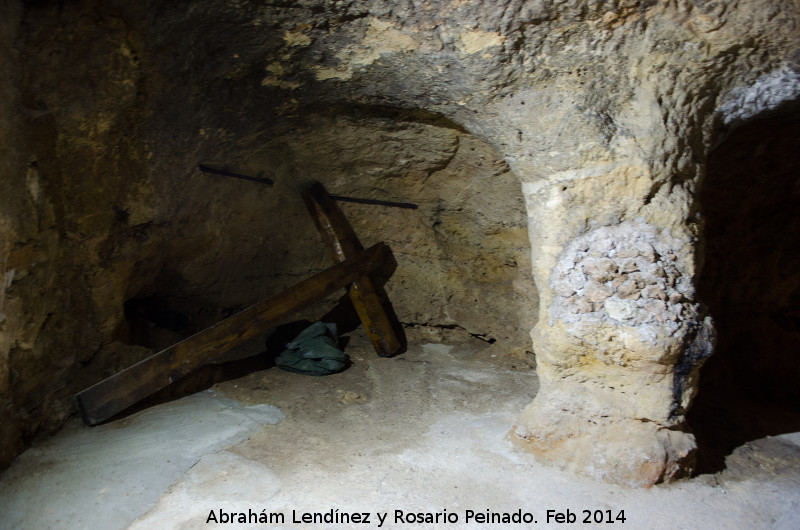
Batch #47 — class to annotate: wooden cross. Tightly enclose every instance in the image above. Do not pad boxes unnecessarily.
[302,182,402,357]
[76,183,401,425]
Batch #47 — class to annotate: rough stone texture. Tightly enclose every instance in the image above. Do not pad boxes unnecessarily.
[1,0,799,486]
[549,219,698,339]
[0,0,538,471]
[0,0,25,469]
[514,218,714,484]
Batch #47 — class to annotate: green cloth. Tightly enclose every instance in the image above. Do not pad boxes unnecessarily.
[274,321,348,375]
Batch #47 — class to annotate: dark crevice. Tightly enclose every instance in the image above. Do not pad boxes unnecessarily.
[402,321,497,344]
[690,112,800,476]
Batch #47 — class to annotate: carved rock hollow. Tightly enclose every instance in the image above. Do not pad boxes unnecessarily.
[1,0,799,486]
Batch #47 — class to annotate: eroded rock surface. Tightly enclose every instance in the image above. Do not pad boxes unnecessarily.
[1,0,799,486]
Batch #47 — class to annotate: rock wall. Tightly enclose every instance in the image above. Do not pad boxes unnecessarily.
[0,0,25,469]
[1,0,799,485]
[0,0,537,470]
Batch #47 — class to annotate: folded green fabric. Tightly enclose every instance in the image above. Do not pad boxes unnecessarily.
[274,321,348,375]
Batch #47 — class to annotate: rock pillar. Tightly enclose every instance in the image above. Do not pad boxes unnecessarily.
[511,160,714,487]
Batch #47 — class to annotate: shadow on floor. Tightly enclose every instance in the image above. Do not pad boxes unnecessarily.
[689,339,800,475]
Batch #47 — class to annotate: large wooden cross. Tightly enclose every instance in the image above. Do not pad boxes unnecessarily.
[302,182,402,357]
[76,183,401,425]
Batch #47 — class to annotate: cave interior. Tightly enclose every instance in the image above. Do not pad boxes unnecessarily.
[1,0,800,526]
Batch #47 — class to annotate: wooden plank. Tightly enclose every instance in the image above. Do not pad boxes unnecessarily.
[76,243,388,425]
[302,182,401,357]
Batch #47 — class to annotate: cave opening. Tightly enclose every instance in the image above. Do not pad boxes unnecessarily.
[690,110,800,475]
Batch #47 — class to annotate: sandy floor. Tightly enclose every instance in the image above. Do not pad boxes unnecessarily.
[1,340,799,529]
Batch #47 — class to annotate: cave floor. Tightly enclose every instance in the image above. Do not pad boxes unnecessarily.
[1,339,799,529]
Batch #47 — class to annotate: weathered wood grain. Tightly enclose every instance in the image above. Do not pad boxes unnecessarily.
[76,243,388,425]
[302,182,402,357]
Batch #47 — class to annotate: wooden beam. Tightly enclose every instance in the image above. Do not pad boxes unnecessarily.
[302,182,401,357]
[76,243,388,425]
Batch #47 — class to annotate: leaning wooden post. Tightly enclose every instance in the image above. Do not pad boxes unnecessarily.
[302,182,402,357]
